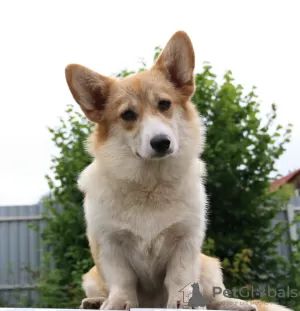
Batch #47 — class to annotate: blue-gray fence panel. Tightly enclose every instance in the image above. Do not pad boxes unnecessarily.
[274,210,291,259]
[0,204,49,306]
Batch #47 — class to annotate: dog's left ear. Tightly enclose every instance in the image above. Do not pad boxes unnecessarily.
[65,64,112,123]
[153,31,195,97]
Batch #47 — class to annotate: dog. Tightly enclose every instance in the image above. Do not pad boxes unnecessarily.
[65,31,293,311]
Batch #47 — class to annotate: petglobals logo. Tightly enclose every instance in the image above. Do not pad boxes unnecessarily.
[179,282,210,308]
[213,286,299,299]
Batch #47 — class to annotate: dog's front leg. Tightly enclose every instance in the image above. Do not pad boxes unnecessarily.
[164,238,200,309]
[99,243,138,310]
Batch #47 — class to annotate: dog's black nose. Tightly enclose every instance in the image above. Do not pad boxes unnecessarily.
[150,135,171,154]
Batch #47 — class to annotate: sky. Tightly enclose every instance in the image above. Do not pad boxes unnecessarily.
[0,0,299,205]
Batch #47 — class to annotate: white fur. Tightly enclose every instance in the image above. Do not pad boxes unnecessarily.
[138,115,178,159]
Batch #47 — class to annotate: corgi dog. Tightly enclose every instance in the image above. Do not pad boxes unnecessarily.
[65,31,292,311]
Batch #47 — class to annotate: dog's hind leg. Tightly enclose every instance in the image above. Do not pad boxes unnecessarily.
[80,265,108,309]
[200,254,292,311]
[199,254,257,311]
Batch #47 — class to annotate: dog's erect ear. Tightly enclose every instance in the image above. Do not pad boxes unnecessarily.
[65,64,112,122]
[153,31,195,97]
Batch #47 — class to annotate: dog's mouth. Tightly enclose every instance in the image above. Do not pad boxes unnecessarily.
[136,151,173,160]
[152,150,173,158]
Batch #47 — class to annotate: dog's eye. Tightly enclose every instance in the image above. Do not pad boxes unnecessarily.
[120,109,137,121]
[158,100,171,111]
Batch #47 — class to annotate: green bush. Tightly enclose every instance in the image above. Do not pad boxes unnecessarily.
[193,64,300,309]
[35,50,299,309]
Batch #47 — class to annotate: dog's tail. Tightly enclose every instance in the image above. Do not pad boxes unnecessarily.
[250,300,293,311]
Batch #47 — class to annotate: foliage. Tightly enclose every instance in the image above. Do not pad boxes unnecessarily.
[34,48,300,310]
[192,64,299,309]
[33,107,94,308]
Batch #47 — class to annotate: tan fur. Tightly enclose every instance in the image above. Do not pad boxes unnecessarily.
[249,300,293,311]
[65,31,292,311]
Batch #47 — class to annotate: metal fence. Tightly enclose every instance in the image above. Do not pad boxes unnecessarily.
[0,204,49,306]
[0,196,299,306]
[273,195,300,259]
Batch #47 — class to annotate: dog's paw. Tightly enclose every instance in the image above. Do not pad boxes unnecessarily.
[232,301,257,311]
[80,297,106,309]
[100,296,138,310]
[231,303,257,311]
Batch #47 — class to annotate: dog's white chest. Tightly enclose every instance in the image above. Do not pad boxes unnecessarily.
[81,160,206,291]
[85,176,204,240]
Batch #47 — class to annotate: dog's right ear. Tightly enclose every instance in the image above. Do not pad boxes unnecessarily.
[65,64,112,122]
[152,31,195,98]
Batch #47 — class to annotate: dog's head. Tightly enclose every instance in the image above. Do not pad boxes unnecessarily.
[65,31,203,164]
